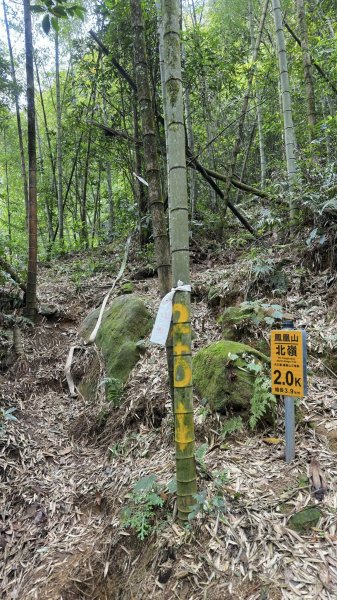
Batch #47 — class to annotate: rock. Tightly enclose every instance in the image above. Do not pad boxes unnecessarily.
[207,285,242,309]
[78,295,153,404]
[38,303,59,317]
[193,340,269,413]
[288,507,321,532]
[218,302,283,344]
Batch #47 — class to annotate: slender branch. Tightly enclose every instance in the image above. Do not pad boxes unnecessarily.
[89,29,137,92]
[284,19,337,96]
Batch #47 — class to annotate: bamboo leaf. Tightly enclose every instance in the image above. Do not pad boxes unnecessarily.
[42,13,51,34]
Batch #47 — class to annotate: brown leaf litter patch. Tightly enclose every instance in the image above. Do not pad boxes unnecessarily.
[1,253,337,599]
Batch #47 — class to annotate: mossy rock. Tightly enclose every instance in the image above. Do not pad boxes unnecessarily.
[78,295,153,403]
[218,302,283,343]
[193,340,269,413]
[207,285,242,309]
[288,507,321,532]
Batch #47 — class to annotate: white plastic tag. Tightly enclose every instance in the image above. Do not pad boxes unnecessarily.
[150,283,191,346]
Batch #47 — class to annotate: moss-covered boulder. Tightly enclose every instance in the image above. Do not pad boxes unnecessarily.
[193,340,269,413]
[78,295,153,403]
[218,302,283,348]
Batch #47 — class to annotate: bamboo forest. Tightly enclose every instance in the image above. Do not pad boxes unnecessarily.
[1,0,337,598]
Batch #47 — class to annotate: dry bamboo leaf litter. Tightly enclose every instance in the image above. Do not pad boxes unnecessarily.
[1,257,337,599]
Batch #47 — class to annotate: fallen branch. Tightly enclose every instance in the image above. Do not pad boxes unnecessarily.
[87,232,132,344]
[201,165,270,199]
[89,120,141,145]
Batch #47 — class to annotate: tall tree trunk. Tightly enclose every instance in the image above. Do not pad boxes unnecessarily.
[272,0,299,221]
[4,129,12,258]
[3,0,29,224]
[296,0,316,138]
[130,0,171,297]
[249,0,267,187]
[55,30,64,244]
[132,94,148,245]
[219,0,269,235]
[160,0,197,522]
[102,75,115,240]
[23,0,37,321]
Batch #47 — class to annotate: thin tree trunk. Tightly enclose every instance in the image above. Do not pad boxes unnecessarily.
[160,0,197,522]
[234,115,257,206]
[4,129,12,257]
[133,95,148,245]
[23,0,37,321]
[296,0,316,137]
[184,83,197,219]
[249,0,267,187]
[130,0,171,297]
[3,0,29,223]
[91,166,101,246]
[35,113,54,244]
[272,0,298,221]
[102,75,115,239]
[55,30,64,244]
[35,58,57,204]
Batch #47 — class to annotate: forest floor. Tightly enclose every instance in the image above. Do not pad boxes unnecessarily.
[1,236,337,600]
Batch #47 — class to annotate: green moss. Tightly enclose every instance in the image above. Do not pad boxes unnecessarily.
[218,305,259,340]
[193,340,268,413]
[120,282,135,294]
[288,507,321,532]
[166,79,180,107]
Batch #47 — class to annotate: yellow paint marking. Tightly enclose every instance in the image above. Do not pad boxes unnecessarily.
[174,342,189,355]
[176,412,194,445]
[175,400,190,414]
[173,302,190,323]
[174,323,190,335]
[174,356,192,387]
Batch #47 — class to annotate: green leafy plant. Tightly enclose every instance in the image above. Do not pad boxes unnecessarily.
[121,475,164,540]
[188,490,227,523]
[98,377,123,406]
[221,416,243,438]
[239,300,284,326]
[248,363,276,429]
[195,443,209,471]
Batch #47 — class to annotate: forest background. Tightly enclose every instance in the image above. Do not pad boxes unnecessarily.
[0,0,336,283]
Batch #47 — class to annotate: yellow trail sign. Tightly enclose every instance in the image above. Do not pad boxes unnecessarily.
[271,329,307,398]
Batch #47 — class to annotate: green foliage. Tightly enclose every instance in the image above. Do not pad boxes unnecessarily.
[195,442,209,469]
[121,475,164,540]
[248,363,276,429]
[188,490,227,522]
[99,376,123,405]
[239,300,284,326]
[221,416,243,438]
[188,468,229,523]
[31,0,86,34]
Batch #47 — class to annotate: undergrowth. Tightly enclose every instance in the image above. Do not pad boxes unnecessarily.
[121,475,164,540]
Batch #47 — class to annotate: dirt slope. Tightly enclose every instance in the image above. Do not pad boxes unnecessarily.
[1,246,337,600]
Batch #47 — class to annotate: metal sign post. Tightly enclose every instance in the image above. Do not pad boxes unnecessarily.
[270,319,307,463]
